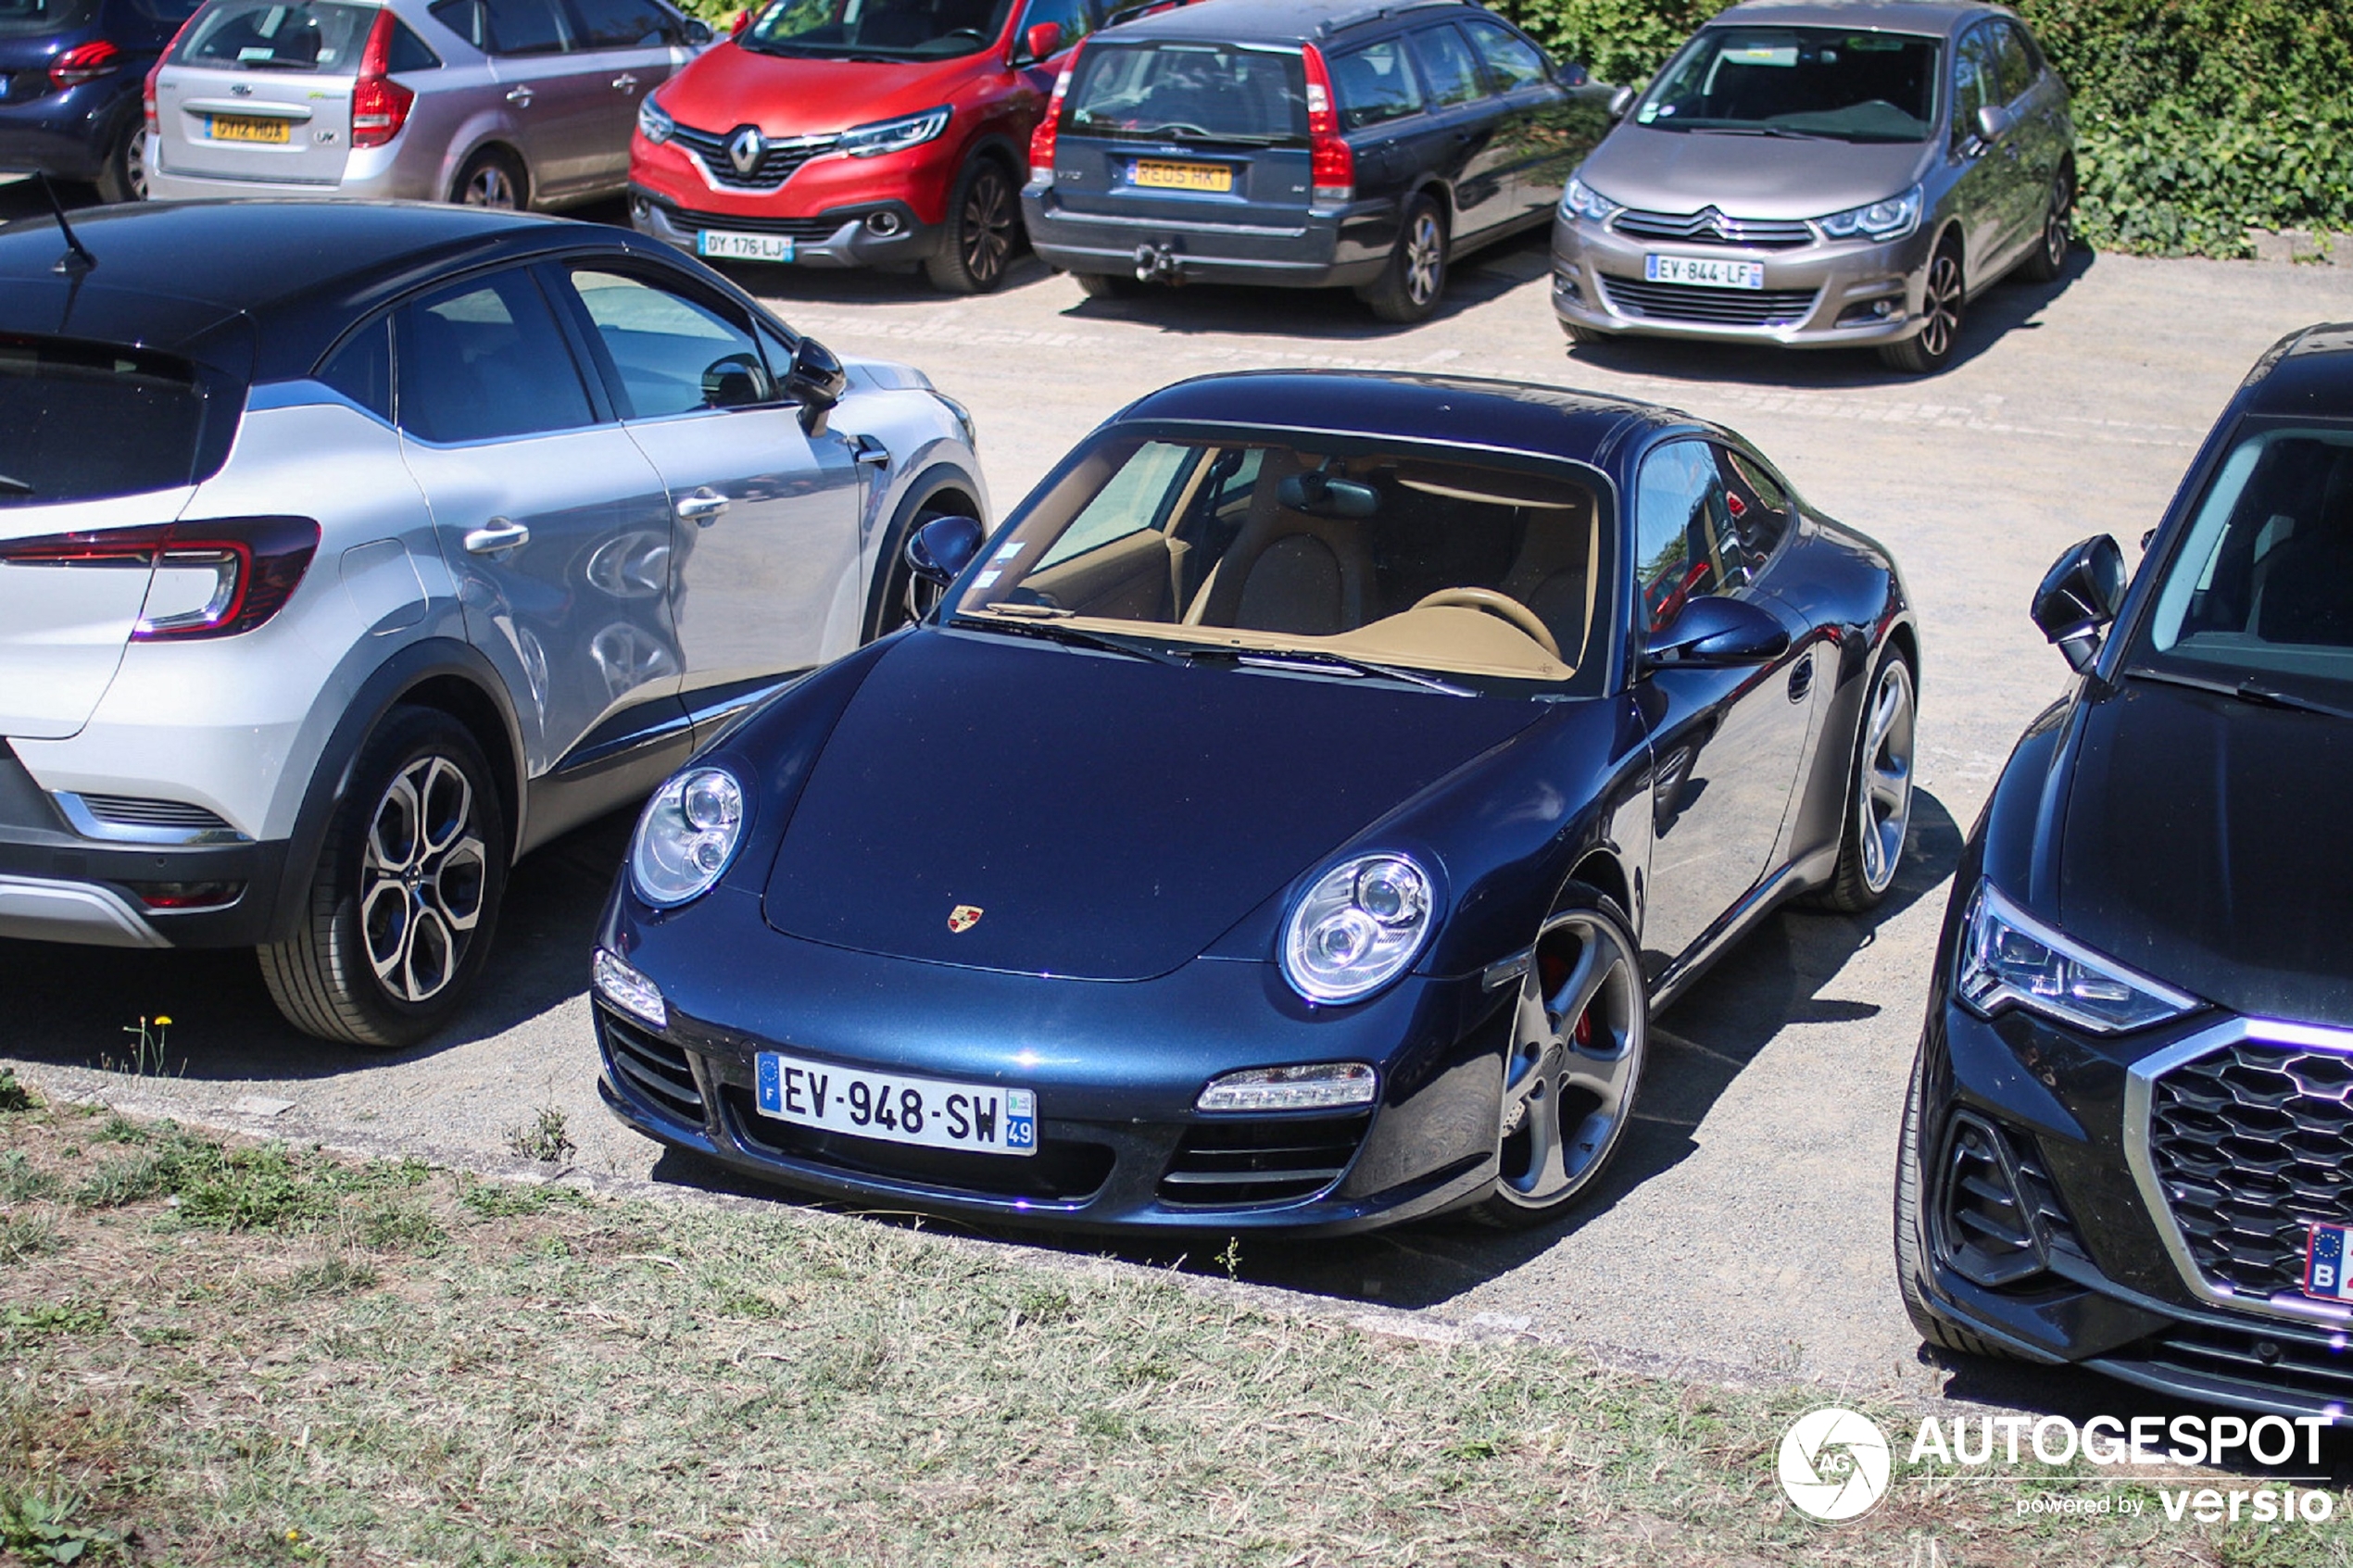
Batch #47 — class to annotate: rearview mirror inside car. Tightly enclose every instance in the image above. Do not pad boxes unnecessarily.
[1607,84,1638,119]
[1642,595,1790,668]
[1020,20,1062,62]
[1278,470,1379,518]
[683,16,711,43]
[2032,534,2127,672]
[907,515,985,589]
[783,336,848,435]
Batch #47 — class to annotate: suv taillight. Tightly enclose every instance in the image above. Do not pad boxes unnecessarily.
[1028,43,1081,185]
[350,7,413,149]
[49,38,122,90]
[1301,44,1353,207]
[0,517,321,640]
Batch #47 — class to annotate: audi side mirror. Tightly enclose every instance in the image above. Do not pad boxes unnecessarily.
[2032,534,2127,673]
[1019,19,1062,63]
[1606,83,1637,119]
[906,514,985,588]
[782,335,847,435]
[1642,595,1790,668]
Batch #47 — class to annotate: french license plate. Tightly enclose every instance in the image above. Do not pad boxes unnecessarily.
[206,114,291,144]
[1131,158,1232,194]
[1644,253,1765,289]
[2306,1222,2353,1301]
[754,1049,1037,1157]
[698,230,794,262]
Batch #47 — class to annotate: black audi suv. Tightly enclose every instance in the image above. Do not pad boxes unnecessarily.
[1898,322,2353,1416]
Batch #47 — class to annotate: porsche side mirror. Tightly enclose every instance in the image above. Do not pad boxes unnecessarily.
[1642,595,1790,668]
[1606,83,1637,120]
[907,514,985,588]
[1019,19,1062,63]
[2032,534,2127,673]
[783,335,847,435]
[1975,103,2016,144]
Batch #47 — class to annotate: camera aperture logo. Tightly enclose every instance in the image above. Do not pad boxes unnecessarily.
[1780,1407,1894,1522]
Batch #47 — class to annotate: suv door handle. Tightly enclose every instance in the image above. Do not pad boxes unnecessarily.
[674,489,729,525]
[463,519,531,556]
[505,84,534,107]
[611,72,638,92]
[851,433,890,467]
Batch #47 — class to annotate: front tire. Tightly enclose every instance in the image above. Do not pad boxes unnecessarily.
[1357,194,1448,324]
[94,118,145,203]
[259,708,508,1049]
[1895,1044,2021,1359]
[925,158,1017,295]
[1813,646,1915,913]
[1469,890,1648,1228]
[1877,239,1963,375]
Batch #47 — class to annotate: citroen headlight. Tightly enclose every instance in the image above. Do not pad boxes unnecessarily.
[1815,184,1923,242]
[839,106,950,158]
[636,95,674,145]
[1281,853,1434,1005]
[629,767,745,909]
[1560,173,1621,224]
[1955,881,2196,1035]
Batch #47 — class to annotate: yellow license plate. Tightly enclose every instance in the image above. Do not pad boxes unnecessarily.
[1132,159,1232,194]
[207,115,291,144]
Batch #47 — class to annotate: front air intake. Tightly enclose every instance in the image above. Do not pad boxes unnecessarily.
[1936,1111,2054,1287]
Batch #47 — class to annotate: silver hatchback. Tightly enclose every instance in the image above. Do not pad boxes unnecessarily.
[1551,0,2073,374]
[144,0,711,208]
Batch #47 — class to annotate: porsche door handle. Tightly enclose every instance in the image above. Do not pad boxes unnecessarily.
[675,489,730,525]
[462,519,531,556]
[505,84,534,107]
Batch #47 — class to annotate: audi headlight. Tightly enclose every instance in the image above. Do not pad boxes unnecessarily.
[637,95,674,144]
[630,767,745,909]
[1815,183,1923,242]
[1282,853,1434,1005]
[839,106,950,158]
[1955,881,2196,1035]
[1560,173,1621,224]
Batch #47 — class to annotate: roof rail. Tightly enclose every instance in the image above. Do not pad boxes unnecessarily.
[1101,0,1202,27]
[1315,0,1466,38]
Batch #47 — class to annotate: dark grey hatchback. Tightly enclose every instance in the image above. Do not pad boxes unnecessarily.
[1021,0,1610,321]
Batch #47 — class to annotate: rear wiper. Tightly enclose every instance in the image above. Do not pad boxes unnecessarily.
[950,611,1184,666]
[1190,646,1474,696]
[2122,664,2353,722]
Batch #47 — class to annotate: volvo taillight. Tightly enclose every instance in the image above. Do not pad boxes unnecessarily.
[350,7,413,149]
[1301,44,1353,207]
[0,517,321,640]
[49,38,121,90]
[1029,43,1081,185]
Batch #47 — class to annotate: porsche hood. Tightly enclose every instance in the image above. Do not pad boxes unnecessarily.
[760,630,1547,981]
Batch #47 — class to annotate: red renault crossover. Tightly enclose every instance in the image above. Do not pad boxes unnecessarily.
[630,0,1102,292]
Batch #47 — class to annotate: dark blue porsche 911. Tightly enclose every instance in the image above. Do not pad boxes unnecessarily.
[589,370,1919,1234]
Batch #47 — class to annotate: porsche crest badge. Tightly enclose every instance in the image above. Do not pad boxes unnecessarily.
[948,904,984,934]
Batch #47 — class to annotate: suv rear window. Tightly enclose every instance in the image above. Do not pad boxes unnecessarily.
[175,0,376,73]
[1064,42,1306,146]
[0,337,208,507]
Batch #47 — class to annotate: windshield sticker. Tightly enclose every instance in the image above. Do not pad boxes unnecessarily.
[975,571,1001,588]
[1723,45,1798,66]
[991,542,1025,562]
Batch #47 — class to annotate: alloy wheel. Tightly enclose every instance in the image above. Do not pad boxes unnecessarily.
[1917,251,1963,360]
[359,755,488,1004]
[1856,659,1916,895]
[1491,911,1645,1210]
[960,167,1014,287]
[462,163,519,208]
[2042,175,2073,271]
[124,132,146,201]
[1403,210,1443,307]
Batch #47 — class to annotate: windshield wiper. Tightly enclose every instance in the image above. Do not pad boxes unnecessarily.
[950,612,1185,666]
[2122,664,2353,722]
[0,474,30,496]
[1189,646,1474,696]
[1688,123,1838,140]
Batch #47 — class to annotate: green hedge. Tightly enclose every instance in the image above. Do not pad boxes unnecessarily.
[1487,0,2353,257]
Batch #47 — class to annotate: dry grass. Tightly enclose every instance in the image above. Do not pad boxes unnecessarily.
[0,1091,2347,1567]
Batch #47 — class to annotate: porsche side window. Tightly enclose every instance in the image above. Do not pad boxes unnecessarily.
[1718,446,1792,566]
[1633,440,1732,631]
[1034,439,1195,570]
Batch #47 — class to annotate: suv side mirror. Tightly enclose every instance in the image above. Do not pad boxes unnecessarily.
[906,514,985,588]
[1642,595,1790,668]
[700,351,769,408]
[682,16,712,44]
[2032,535,2127,672]
[1973,104,2015,144]
[782,335,847,435]
[1606,83,1638,119]
[1018,19,1062,63]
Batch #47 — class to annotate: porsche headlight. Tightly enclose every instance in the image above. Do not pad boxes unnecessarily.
[636,95,674,144]
[1815,184,1923,243]
[630,767,745,909]
[1282,853,1434,1005]
[1560,173,1621,224]
[1955,881,2196,1035]
[839,106,951,158]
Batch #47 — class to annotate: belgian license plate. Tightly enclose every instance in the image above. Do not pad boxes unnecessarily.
[698,230,794,262]
[1644,253,1765,289]
[755,1049,1037,1157]
[1131,158,1232,194]
[207,114,291,144]
[2306,1222,2353,1301]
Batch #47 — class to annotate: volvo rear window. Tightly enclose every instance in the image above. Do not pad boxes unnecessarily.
[1064,43,1307,146]
[0,337,208,506]
[175,0,376,72]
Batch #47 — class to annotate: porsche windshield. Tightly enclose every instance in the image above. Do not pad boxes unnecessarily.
[2129,426,2353,707]
[743,0,1015,60]
[1636,27,1940,143]
[948,436,1611,692]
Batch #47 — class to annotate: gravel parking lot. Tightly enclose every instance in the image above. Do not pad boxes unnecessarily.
[6,180,2349,1407]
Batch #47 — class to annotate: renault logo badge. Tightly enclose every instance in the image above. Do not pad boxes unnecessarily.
[726,125,766,176]
[948,905,983,934]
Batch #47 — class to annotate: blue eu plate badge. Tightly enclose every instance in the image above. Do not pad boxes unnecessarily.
[2306,1222,2353,1301]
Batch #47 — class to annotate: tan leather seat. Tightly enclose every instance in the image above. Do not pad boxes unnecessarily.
[1497,499,1597,658]
[1186,455,1376,634]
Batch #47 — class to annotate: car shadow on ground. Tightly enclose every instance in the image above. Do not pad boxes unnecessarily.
[1561,245,2098,392]
[0,808,635,1082]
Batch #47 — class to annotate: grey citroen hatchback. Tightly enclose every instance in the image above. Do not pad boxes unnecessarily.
[1550,0,2073,373]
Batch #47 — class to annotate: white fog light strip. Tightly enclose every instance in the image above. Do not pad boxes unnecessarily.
[594,947,667,1031]
[1197,1062,1377,1113]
